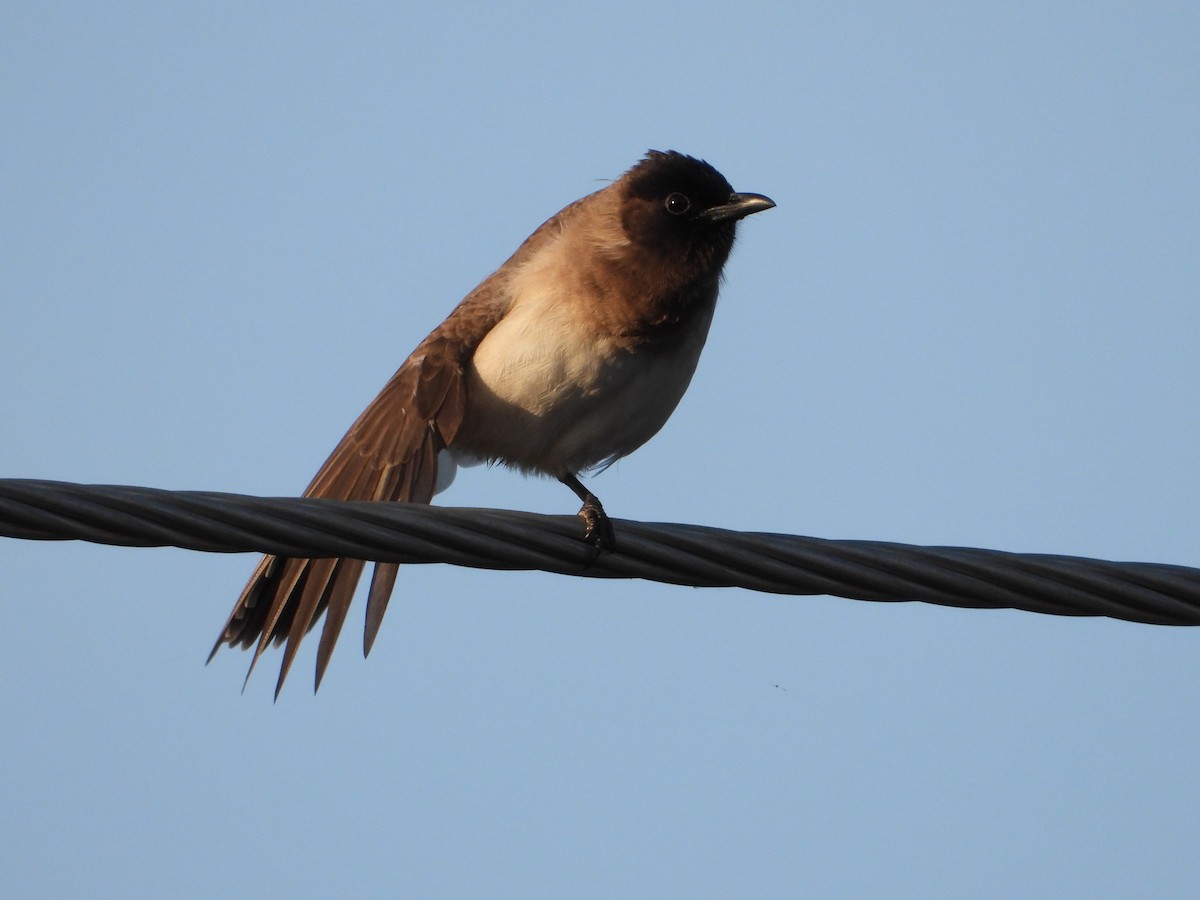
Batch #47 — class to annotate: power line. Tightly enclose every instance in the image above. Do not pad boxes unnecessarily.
[1,479,1197,626]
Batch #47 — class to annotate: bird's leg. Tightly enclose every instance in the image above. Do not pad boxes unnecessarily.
[559,473,616,550]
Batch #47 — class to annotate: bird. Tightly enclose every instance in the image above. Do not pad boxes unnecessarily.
[208,150,774,697]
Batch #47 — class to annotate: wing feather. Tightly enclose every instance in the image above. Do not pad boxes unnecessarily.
[208,193,588,693]
[209,282,512,695]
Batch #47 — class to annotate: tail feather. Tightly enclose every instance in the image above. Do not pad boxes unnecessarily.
[208,274,501,695]
[209,358,457,695]
[275,557,339,699]
[244,557,307,688]
[363,562,400,658]
[314,558,366,692]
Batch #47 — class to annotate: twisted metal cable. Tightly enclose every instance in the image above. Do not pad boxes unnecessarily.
[1,478,1197,626]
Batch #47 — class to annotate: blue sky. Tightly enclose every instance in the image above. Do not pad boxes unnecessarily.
[3,3,1198,897]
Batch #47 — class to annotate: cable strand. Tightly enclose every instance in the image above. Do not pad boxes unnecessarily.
[0,479,1197,626]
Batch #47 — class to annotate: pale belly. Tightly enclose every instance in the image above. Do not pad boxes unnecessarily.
[451,292,717,475]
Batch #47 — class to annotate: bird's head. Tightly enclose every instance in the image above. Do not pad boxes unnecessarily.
[618,150,775,275]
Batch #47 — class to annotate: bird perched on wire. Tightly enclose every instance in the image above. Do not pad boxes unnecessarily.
[209,150,774,696]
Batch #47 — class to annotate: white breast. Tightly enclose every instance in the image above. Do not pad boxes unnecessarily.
[454,235,718,476]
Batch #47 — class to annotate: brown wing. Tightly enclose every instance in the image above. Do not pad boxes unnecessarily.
[209,289,506,698]
[209,189,592,697]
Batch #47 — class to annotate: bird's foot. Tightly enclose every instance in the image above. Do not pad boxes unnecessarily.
[578,495,616,552]
[559,473,616,559]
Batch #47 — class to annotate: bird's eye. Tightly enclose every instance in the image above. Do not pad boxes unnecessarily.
[664,192,691,216]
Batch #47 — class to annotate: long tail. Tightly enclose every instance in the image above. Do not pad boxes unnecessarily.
[208,353,465,698]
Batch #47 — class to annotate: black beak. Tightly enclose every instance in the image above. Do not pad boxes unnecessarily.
[703,192,776,223]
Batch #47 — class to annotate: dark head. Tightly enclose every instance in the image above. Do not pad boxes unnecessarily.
[618,150,774,275]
